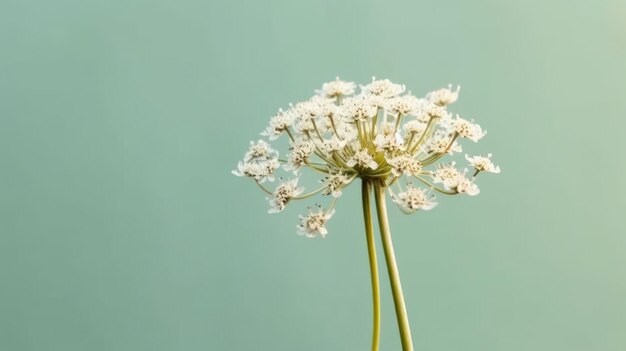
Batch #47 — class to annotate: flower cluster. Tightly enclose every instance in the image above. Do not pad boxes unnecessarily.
[233,77,499,238]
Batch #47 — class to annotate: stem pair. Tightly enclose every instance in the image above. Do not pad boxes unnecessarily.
[362,179,414,351]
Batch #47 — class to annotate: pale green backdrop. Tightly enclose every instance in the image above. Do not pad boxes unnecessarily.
[1,0,625,350]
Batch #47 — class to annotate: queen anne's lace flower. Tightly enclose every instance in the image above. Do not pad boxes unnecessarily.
[465,154,501,174]
[268,178,304,213]
[284,140,315,174]
[391,184,437,214]
[346,149,379,170]
[316,77,356,100]
[261,108,295,141]
[233,77,499,237]
[386,155,422,177]
[297,207,335,238]
[321,172,353,198]
[426,85,460,106]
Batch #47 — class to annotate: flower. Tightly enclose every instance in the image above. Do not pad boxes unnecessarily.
[267,178,304,213]
[234,77,499,237]
[321,172,353,198]
[426,85,460,106]
[316,77,356,100]
[346,149,379,170]
[297,207,335,238]
[432,162,463,189]
[261,108,295,141]
[455,174,480,196]
[391,184,438,213]
[465,154,501,174]
[284,140,315,174]
[386,154,422,177]
[452,116,486,142]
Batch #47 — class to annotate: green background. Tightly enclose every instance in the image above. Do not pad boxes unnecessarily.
[2,0,625,350]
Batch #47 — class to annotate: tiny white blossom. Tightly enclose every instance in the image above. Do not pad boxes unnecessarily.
[403,120,427,136]
[361,77,406,98]
[426,85,460,106]
[321,172,352,198]
[316,77,356,100]
[232,159,280,183]
[297,207,335,238]
[323,136,348,153]
[385,95,420,116]
[453,116,486,142]
[268,178,304,213]
[244,140,278,162]
[391,184,437,213]
[425,131,462,154]
[386,155,422,177]
[465,154,501,174]
[284,140,316,174]
[261,108,295,141]
[432,162,463,189]
[455,175,480,196]
[374,133,404,153]
[346,149,379,170]
[340,96,378,122]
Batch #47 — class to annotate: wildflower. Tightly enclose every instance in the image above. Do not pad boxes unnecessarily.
[391,184,438,213]
[321,172,353,198]
[284,140,315,174]
[465,154,501,174]
[316,77,356,100]
[261,108,295,141]
[268,178,304,213]
[386,155,422,177]
[297,206,335,238]
[346,149,379,170]
[426,85,460,106]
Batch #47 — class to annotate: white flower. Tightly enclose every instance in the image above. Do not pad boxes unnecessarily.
[432,162,463,189]
[340,96,378,122]
[346,149,379,170]
[385,95,419,116]
[294,99,324,121]
[323,136,348,153]
[426,85,460,106]
[244,140,278,162]
[261,108,295,141]
[232,159,280,183]
[391,184,437,213]
[297,207,335,238]
[268,178,304,213]
[284,140,316,174]
[321,172,352,198]
[425,131,462,154]
[361,77,406,98]
[403,120,427,136]
[465,154,501,174]
[453,116,486,142]
[316,77,356,100]
[374,133,404,153]
[386,155,422,177]
[455,175,480,196]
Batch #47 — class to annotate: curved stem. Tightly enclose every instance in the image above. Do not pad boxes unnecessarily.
[361,180,380,351]
[373,182,414,351]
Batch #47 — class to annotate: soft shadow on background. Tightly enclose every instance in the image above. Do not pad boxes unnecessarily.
[2,0,625,350]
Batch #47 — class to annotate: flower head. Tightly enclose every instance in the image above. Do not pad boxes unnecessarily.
[391,184,438,214]
[465,154,501,174]
[297,206,335,238]
[234,77,499,236]
[267,178,304,213]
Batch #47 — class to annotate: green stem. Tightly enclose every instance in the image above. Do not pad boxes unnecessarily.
[361,180,380,351]
[373,182,414,351]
